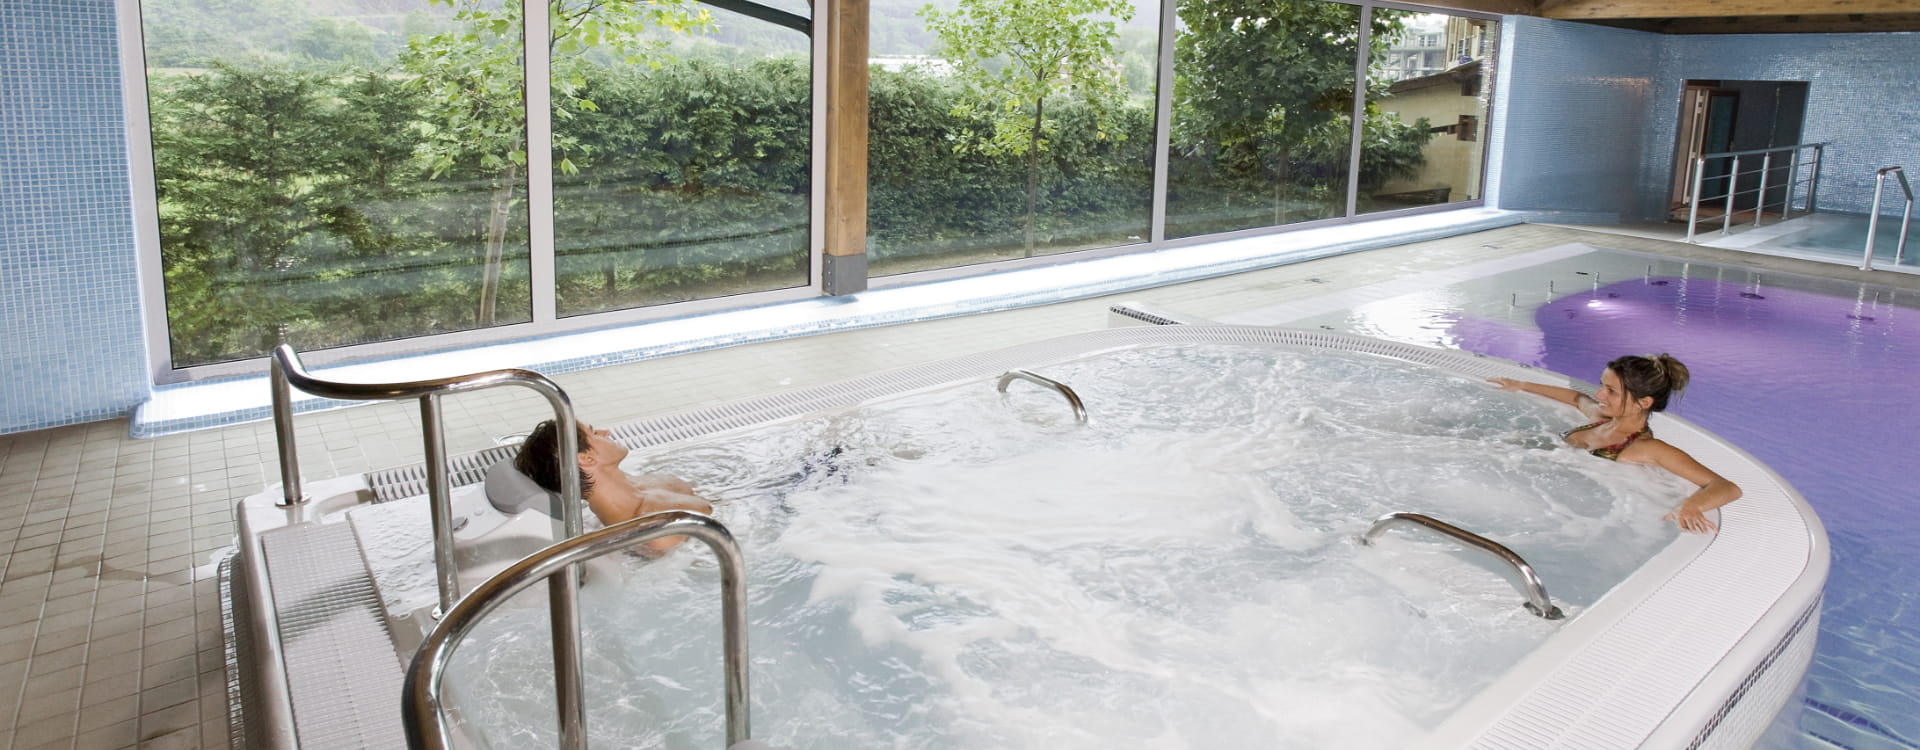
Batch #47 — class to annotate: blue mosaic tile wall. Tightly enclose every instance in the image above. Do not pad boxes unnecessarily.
[0,0,151,435]
[1493,16,1662,220]
[1641,32,1920,220]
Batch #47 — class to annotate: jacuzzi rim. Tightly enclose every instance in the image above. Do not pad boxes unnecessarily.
[586,324,1827,749]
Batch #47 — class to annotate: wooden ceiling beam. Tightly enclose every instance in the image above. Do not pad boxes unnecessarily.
[1542,0,1918,20]
[1586,12,1920,32]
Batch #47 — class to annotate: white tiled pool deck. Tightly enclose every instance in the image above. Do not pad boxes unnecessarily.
[2,222,1913,749]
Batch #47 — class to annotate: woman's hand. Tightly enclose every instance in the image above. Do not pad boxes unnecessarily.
[1664,502,1719,534]
[1488,377,1525,391]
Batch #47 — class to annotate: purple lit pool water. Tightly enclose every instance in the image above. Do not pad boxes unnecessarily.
[1312,256,1920,748]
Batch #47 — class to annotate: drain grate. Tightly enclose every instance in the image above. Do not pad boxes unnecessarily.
[366,444,520,503]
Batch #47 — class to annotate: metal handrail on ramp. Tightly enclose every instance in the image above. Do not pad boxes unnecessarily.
[267,344,591,745]
[1359,512,1565,620]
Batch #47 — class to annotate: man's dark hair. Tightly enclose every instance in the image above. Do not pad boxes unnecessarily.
[513,419,595,497]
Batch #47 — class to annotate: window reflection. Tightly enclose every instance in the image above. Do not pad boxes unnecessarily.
[551,4,813,317]
[1359,12,1498,213]
[1167,0,1363,238]
[865,0,1155,277]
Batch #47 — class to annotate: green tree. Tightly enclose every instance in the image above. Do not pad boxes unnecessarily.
[920,0,1134,256]
[294,18,380,64]
[401,0,710,326]
[1174,0,1429,223]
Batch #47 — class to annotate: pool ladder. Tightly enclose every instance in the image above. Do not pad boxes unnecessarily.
[1359,512,1564,620]
[268,345,767,749]
[1861,166,1913,271]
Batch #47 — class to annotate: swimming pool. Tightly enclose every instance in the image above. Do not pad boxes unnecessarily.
[1266,244,1920,749]
[1701,212,1917,274]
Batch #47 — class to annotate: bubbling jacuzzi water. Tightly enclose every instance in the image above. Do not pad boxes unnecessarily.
[443,344,1692,749]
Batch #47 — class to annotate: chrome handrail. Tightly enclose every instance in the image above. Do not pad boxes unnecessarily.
[1684,143,1825,242]
[402,511,756,750]
[1862,166,1913,271]
[1358,512,1565,620]
[268,344,591,746]
[995,369,1088,424]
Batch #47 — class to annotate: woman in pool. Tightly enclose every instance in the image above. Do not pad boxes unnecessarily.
[1490,354,1740,534]
[515,418,712,553]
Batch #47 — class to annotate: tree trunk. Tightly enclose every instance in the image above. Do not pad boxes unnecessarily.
[1273,147,1291,224]
[476,164,518,327]
[1024,97,1044,259]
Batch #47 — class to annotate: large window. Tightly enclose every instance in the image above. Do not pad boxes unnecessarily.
[131,0,1495,376]
[865,0,1156,277]
[551,4,813,317]
[137,0,813,370]
[142,0,533,368]
[1166,0,1362,238]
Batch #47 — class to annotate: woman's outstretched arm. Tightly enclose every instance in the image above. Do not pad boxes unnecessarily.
[1489,377,1601,419]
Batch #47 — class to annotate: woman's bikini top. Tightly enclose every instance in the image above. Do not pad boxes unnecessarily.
[1562,420,1652,461]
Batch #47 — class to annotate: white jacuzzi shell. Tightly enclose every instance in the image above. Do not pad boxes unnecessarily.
[224,326,1828,749]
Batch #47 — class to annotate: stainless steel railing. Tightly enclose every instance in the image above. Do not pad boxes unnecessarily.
[995,369,1088,424]
[1358,511,1565,620]
[1685,143,1826,243]
[1861,166,1913,271]
[268,344,593,746]
[402,511,758,750]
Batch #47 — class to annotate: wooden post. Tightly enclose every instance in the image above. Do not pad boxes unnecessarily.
[823,0,870,295]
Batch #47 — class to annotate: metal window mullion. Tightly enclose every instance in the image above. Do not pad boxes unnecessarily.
[527,1,558,326]
[120,0,178,382]
[809,1,828,292]
[1149,0,1177,244]
[1346,5,1372,219]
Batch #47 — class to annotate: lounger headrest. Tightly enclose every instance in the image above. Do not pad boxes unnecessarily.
[483,458,561,518]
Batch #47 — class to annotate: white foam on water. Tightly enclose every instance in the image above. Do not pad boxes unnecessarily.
[439,343,1696,749]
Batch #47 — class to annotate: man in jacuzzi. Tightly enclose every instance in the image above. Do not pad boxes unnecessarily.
[514,419,712,553]
[1489,354,1740,535]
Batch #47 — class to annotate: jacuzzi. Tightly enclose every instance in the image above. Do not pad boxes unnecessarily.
[220,326,1829,749]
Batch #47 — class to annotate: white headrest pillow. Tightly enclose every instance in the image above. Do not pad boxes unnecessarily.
[483,458,560,517]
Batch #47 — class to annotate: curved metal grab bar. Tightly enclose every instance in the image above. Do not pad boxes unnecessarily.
[1863,166,1914,270]
[994,369,1088,424]
[402,511,755,750]
[270,345,585,601]
[269,344,591,745]
[1358,512,1565,620]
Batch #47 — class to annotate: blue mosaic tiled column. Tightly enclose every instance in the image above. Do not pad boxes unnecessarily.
[0,0,151,434]
[1492,16,1661,221]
